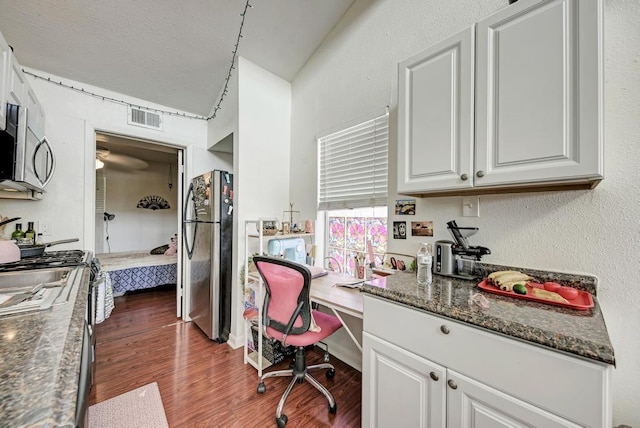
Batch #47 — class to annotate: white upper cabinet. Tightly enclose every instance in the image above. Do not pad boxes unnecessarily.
[397,0,603,195]
[398,27,475,194]
[475,0,603,188]
[0,32,10,130]
[7,52,27,107]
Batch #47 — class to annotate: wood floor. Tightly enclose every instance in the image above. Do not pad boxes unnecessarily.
[89,286,362,427]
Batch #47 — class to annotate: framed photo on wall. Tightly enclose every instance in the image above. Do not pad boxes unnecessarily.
[395,199,416,215]
[411,221,433,236]
[393,221,407,239]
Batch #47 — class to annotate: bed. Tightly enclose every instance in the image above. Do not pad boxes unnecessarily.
[96,251,178,297]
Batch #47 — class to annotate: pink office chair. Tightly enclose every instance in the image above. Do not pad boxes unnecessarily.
[253,256,343,428]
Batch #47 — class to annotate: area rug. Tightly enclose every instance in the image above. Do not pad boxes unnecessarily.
[88,382,168,428]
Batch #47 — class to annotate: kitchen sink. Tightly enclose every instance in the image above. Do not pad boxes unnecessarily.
[0,267,80,316]
[0,267,72,290]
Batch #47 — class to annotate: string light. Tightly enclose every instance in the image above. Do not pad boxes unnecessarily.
[21,0,253,123]
[208,0,252,120]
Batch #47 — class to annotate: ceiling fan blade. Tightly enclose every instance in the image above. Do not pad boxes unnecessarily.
[102,153,149,170]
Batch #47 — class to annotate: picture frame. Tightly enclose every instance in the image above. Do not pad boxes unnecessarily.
[411,221,433,236]
[393,221,407,239]
[395,199,416,215]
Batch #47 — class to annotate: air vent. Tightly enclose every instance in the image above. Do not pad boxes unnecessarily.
[128,106,163,130]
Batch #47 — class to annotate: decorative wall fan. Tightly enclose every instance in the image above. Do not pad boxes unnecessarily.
[137,195,171,210]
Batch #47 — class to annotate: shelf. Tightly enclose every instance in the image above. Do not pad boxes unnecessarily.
[247,232,314,240]
[245,350,273,371]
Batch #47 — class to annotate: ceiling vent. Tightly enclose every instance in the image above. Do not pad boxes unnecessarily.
[128,106,163,131]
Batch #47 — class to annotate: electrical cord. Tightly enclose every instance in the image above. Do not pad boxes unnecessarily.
[105,220,111,253]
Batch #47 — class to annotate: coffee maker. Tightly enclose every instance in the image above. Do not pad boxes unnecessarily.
[434,220,491,278]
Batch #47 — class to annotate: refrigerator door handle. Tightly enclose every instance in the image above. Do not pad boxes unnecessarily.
[183,183,197,260]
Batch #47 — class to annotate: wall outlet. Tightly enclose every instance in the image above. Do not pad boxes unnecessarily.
[40,222,52,236]
[462,196,480,217]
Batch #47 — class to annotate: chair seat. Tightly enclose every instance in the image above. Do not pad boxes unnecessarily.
[266,310,342,347]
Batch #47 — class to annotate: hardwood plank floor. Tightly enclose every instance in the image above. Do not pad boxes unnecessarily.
[90,286,362,427]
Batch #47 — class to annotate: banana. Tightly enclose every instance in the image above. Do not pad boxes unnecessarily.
[531,288,569,303]
[499,280,525,292]
[495,273,534,286]
[488,270,521,283]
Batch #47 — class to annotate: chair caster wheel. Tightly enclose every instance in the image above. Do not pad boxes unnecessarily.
[323,352,330,363]
[326,368,335,379]
[276,414,288,427]
[329,403,337,414]
[257,382,266,394]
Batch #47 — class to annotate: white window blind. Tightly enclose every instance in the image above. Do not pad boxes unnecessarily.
[318,110,389,210]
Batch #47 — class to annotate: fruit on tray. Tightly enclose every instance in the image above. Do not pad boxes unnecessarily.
[530,287,569,303]
[487,271,535,292]
[512,283,527,295]
[543,282,561,292]
[558,286,579,300]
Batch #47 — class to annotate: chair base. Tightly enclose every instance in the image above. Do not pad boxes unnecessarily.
[257,346,337,427]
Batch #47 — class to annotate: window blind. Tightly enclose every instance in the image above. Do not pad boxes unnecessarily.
[318,111,389,210]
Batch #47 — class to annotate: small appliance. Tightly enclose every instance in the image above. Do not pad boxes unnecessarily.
[434,220,491,278]
[0,103,55,193]
[267,237,306,264]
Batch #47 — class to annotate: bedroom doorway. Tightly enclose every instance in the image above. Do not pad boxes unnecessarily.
[94,132,184,318]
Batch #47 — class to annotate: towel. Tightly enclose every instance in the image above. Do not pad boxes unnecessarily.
[95,272,115,324]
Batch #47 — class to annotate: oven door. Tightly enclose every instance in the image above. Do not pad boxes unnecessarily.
[75,321,92,427]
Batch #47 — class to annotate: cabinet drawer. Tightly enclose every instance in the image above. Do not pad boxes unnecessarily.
[363,295,611,426]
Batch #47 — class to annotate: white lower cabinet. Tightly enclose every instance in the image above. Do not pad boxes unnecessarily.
[447,371,579,428]
[363,333,446,427]
[362,295,612,428]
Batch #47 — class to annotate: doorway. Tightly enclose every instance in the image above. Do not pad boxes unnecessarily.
[93,132,184,318]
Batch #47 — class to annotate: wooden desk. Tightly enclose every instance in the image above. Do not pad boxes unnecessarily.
[310,272,364,351]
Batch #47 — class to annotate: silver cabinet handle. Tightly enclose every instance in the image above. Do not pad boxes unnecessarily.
[429,372,439,381]
[440,325,450,335]
[460,173,468,181]
[448,379,458,389]
[476,170,485,178]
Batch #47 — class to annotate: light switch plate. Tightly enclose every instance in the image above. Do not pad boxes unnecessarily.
[462,196,480,217]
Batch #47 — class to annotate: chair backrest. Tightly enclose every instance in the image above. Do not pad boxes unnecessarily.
[253,256,312,336]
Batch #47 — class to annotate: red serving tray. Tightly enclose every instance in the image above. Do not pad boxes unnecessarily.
[477,279,594,310]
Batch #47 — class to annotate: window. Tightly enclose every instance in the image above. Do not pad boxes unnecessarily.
[318,108,389,210]
[318,108,389,275]
[326,208,387,276]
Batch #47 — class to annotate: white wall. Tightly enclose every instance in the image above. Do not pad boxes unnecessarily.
[289,0,640,424]
[225,57,292,348]
[0,68,210,252]
[96,161,178,253]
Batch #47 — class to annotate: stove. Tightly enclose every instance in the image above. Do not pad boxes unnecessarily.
[0,250,90,273]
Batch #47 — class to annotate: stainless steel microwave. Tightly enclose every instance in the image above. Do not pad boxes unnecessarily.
[0,103,55,192]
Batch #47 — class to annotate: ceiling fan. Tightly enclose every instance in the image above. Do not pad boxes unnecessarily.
[96,147,149,170]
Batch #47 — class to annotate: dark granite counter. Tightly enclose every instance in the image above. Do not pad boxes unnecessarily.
[362,263,615,366]
[0,266,89,427]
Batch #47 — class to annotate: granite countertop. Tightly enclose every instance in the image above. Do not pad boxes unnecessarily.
[362,263,615,365]
[0,266,89,427]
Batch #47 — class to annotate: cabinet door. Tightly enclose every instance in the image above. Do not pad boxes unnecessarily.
[363,332,446,428]
[397,26,475,193]
[447,370,581,428]
[475,0,603,187]
[0,32,10,130]
[7,53,26,106]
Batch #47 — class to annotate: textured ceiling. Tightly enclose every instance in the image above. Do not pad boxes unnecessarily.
[0,0,353,116]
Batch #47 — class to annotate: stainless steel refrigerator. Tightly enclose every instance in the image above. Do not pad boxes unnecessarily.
[183,170,233,342]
